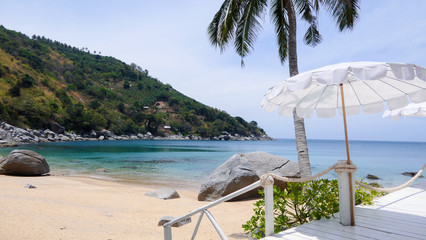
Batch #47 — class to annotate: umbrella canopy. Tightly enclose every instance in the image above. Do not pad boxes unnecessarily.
[383,102,426,120]
[262,62,426,119]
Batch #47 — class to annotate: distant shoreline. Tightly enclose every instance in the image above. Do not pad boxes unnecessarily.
[0,121,274,147]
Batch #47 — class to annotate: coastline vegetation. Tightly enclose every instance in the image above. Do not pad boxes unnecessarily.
[0,26,266,138]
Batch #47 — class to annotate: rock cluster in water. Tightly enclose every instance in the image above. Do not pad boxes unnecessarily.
[0,121,273,145]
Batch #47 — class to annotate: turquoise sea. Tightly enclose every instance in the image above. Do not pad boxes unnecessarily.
[1,139,425,189]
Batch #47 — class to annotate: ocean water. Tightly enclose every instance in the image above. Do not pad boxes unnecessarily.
[0,139,425,189]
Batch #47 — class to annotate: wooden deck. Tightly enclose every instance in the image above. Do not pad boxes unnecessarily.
[262,186,426,240]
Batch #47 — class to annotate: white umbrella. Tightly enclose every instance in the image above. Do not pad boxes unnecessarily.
[383,102,426,120]
[262,62,426,118]
[261,62,426,225]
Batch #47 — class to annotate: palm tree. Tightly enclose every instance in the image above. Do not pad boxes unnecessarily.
[208,0,359,177]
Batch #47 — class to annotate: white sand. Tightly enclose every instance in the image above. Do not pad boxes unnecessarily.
[0,175,256,240]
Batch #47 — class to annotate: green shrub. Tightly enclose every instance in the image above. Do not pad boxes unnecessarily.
[243,179,385,239]
[67,84,77,91]
[89,100,101,109]
[9,84,21,97]
[21,74,36,88]
[123,81,130,89]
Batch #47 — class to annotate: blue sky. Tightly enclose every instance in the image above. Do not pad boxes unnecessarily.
[1,0,425,142]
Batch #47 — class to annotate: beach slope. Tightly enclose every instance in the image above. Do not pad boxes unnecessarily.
[0,175,255,239]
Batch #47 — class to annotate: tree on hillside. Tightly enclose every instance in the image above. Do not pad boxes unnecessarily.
[208,0,359,177]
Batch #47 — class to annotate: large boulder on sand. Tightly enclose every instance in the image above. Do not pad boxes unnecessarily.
[198,152,299,201]
[0,150,50,176]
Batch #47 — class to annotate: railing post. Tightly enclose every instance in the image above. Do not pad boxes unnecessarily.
[264,176,274,236]
[164,225,172,240]
[161,180,262,240]
[191,211,205,240]
[336,160,356,226]
[204,210,228,240]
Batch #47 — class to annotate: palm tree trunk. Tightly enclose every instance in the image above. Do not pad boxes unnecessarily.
[293,110,311,177]
[285,0,311,177]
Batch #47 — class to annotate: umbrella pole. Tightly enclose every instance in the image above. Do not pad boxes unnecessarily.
[340,84,355,226]
[340,84,351,165]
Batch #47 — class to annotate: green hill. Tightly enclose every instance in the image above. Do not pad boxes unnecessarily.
[0,25,268,139]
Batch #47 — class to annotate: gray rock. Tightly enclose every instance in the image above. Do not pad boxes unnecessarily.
[146,188,181,200]
[366,174,380,180]
[90,130,97,138]
[1,122,14,131]
[13,127,32,137]
[198,152,299,201]
[24,184,37,189]
[43,129,56,136]
[0,129,10,140]
[19,136,30,142]
[158,216,191,227]
[402,172,424,178]
[0,150,50,176]
[50,122,65,134]
[58,134,70,141]
[97,130,114,138]
[220,135,231,140]
[33,130,42,137]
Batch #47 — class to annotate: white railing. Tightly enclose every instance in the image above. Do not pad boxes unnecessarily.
[163,162,426,239]
[162,161,357,239]
[162,177,275,240]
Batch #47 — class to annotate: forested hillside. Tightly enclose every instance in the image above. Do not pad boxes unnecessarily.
[0,26,267,138]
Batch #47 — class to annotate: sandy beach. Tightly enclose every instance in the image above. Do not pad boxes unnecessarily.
[0,175,256,240]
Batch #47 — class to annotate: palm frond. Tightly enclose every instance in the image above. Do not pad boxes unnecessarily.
[207,0,244,52]
[271,0,289,64]
[295,0,322,47]
[321,0,359,31]
[313,0,321,12]
[304,23,322,46]
[234,0,267,65]
[294,0,315,23]
[208,7,224,47]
